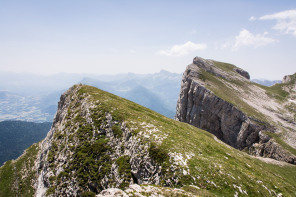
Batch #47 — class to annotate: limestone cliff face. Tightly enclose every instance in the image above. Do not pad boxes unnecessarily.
[3,84,296,196]
[176,77,262,149]
[176,57,296,164]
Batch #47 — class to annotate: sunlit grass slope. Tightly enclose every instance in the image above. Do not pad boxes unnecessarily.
[78,85,296,196]
[0,85,295,196]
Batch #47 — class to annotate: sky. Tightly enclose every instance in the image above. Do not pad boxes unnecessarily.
[0,0,296,80]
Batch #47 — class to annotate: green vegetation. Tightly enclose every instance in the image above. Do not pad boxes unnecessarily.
[264,131,296,156]
[2,84,296,196]
[60,131,113,193]
[252,73,296,103]
[199,69,268,122]
[0,120,51,166]
[112,124,123,138]
[255,83,289,102]
[116,156,132,189]
[80,191,96,197]
[45,91,133,194]
[76,85,296,196]
[182,185,215,197]
[116,156,131,174]
[213,61,236,73]
[148,142,169,165]
[0,143,39,196]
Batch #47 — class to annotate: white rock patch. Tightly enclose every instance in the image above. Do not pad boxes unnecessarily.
[169,152,194,168]
[97,184,196,197]
[137,122,168,144]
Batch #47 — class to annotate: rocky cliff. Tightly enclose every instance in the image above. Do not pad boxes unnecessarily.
[1,84,296,196]
[176,57,296,164]
[35,85,187,196]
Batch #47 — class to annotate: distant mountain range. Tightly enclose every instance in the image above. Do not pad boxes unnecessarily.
[0,71,282,122]
[0,70,182,122]
[1,59,295,196]
[251,79,281,86]
[81,70,182,118]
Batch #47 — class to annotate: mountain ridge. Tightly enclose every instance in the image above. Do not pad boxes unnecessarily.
[1,84,296,196]
[176,56,296,164]
[0,70,181,122]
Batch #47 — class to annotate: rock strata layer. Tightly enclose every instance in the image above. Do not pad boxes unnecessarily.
[176,57,296,164]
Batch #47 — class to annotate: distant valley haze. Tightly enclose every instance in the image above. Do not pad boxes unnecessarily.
[0,0,296,80]
[1,1,296,195]
[1,0,296,122]
[0,70,282,123]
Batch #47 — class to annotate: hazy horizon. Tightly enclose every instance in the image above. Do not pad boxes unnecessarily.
[0,69,288,81]
[1,1,296,80]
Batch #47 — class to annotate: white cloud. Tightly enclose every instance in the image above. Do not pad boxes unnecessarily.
[157,41,207,57]
[232,29,276,50]
[259,9,296,36]
[249,16,256,21]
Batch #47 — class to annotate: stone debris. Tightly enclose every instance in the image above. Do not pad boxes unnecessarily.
[97,184,195,197]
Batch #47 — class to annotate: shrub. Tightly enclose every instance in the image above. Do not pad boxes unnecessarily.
[112,125,122,138]
[148,142,169,165]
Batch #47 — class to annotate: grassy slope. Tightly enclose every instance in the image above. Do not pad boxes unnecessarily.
[79,85,296,196]
[1,85,295,196]
[199,68,268,122]
[199,61,296,155]
[0,143,39,197]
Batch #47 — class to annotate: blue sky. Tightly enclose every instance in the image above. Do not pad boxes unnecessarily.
[0,0,296,79]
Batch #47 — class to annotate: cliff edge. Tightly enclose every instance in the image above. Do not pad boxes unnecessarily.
[176,57,296,164]
[1,84,296,196]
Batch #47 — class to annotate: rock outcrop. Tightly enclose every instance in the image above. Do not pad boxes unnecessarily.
[282,73,296,93]
[35,85,184,196]
[176,56,296,164]
[234,67,250,79]
[176,76,261,149]
[2,84,296,196]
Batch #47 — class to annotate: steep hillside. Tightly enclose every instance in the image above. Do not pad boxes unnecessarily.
[176,57,296,164]
[0,121,52,166]
[1,85,296,196]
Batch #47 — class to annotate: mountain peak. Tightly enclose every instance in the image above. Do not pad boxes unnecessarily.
[2,82,296,196]
[177,56,296,164]
[192,56,250,80]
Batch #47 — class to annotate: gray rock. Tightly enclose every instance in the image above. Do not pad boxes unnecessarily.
[35,84,180,196]
[234,68,250,80]
[176,57,296,164]
[176,69,261,149]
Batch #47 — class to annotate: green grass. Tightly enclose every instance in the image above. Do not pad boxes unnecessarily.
[148,142,169,165]
[254,83,289,102]
[2,84,296,196]
[213,61,236,73]
[0,143,39,197]
[77,85,296,196]
[199,69,268,122]
[116,156,132,189]
[264,131,296,156]
[252,73,296,103]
